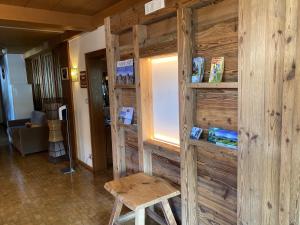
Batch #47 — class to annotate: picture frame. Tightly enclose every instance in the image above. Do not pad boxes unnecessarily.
[61,67,69,80]
[1,67,5,80]
[80,71,88,88]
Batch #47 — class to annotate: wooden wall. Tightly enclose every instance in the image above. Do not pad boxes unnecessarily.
[105,0,300,225]
[238,0,300,225]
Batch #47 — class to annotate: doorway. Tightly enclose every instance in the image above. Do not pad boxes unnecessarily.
[85,50,112,174]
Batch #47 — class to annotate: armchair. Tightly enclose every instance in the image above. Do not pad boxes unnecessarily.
[7,111,49,156]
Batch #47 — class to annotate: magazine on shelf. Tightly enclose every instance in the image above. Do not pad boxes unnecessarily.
[190,127,203,140]
[191,57,205,83]
[209,57,224,83]
[208,127,238,150]
[116,59,134,85]
[118,107,134,125]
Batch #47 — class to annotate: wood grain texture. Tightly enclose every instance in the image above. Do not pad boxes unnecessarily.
[193,0,238,82]
[105,17,126,178]
[161,200,177,225]
[238,0,286,225]
[140,31,177,58]
[108,199,123,225]
[195,89,238,131]
[193,0,238,29]
[85,54,108,173]
[109,0,223,34]
[104,173,180,211]
[177,7,198,225]
[133,25,149,173]
[119,89,137,124]
[187,82,238,89]
[279,0,300,225]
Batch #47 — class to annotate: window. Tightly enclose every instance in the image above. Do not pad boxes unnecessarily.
[150,54,179,145]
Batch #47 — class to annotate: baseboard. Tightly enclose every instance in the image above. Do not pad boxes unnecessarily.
[76,159,93,172]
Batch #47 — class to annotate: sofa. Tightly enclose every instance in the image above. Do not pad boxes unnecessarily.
[7,111,49,156]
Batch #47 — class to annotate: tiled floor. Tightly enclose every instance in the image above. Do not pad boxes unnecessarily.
[0,129,115,225]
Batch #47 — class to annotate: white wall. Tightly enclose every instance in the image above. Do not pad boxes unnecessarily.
[68,26,106,167]
[0,54,33,121]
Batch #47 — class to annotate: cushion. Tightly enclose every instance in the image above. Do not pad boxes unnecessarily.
[30,111,47,126]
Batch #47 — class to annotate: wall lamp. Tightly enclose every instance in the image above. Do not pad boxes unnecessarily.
[71,67,79,82]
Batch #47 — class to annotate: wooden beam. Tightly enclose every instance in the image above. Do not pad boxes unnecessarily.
[279,0,300,225]
[108,199,123,225]
[133,24,153,174]
[161,200,177,225]
[146,208,168,225]
[105,17,126,179]
[238,0,286,224]
[135,208,146,225]
[177,7,198,225]
[24,30,81,58]
[92,0,145,27]
[117,211,136,223]
[0,4,94,31]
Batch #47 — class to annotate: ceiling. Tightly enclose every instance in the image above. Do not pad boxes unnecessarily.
[0,26,62,53]
[0,0,130,53]
[0,0,121,15]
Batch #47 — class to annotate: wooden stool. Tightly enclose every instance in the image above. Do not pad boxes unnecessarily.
[104,173,180,225]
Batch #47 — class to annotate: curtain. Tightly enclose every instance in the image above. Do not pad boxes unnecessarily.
[31,52,63,118]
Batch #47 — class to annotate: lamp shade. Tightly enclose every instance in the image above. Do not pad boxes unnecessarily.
[71,68,78,82]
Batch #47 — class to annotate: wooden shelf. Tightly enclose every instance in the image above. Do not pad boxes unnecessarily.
[114,84,136,89]
[189,139,237,156]
[117,123,138,132]
[187,82,238,89]
[144,139,180,163]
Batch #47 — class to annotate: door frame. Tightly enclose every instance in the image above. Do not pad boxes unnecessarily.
[85,49,108,174]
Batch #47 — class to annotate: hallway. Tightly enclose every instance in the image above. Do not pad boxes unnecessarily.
[0,129,114,225]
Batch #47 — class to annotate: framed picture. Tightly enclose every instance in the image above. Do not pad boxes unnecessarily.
[80,71,88,88]
[61,67,69,80]
[1,67,5,80]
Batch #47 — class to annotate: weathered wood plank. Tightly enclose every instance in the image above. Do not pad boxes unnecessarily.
[108,199,123,225]
[279,0,300,225]
[105,17,126,178]
[161,200,177,225]
[187,82,238,89]
[140,32,177,58]
[133,25,152,173]
[193,0,238,29]
[195,89,238,131]
[238,0,286,225]
[144,139,180,163]
[178,7,198,225]
[194,19,238,82]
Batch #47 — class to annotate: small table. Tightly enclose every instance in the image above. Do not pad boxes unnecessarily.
[105,173,180,225]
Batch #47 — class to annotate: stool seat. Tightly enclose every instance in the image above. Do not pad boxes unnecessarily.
[105,173,180,225]
[105,173,180,210]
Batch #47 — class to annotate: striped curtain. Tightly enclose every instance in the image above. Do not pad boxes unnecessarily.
[31,52,63,118]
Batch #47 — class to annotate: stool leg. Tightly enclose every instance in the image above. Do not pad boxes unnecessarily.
[135,208,145,225]
[109,199,123,225]
[161,200,177,225]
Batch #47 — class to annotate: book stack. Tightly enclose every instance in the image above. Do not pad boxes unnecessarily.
[116,59,134,85]
[208,127,238,150]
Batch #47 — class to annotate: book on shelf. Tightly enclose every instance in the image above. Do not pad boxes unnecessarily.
[118,107,134,125]
[208,127,238,150]
[191,57,205,83]
[116,59,134,85]
[209,57,224,83]
[190,127,203,140]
